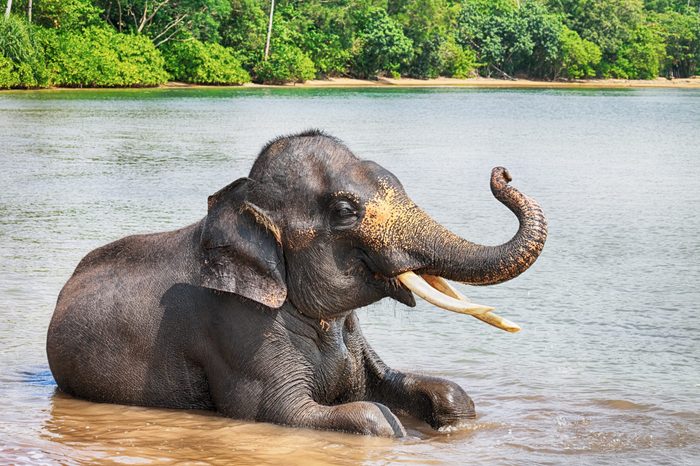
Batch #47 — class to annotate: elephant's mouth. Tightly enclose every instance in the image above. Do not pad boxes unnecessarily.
[396,272,521,333]
[360,251,520,333]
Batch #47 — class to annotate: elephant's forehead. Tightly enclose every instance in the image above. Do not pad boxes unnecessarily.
[328,160,403,195]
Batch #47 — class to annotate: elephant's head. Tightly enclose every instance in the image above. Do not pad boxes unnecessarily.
[200,130,547,330]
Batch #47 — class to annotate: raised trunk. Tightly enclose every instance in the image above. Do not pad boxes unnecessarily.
[415,167,547,285]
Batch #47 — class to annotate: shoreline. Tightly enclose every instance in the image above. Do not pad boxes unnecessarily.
[246,76,700,89]
[3,76,700,92]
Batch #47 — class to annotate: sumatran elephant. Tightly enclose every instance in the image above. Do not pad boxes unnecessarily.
[47,130,547,437]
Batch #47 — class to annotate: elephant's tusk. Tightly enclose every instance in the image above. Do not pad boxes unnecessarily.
[422,274,521,333]
[396,271,494,315]
[397,272,521,333]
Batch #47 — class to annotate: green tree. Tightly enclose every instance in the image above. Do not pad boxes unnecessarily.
[253,41,315,83]
[457,0,531,77]
[519,0,566,77]
[643,0,700,12]
[655,9,700,77]
[267,2,350,76]
[350,6,413,78]
[297,27,350,76]
[437,36,479,77]
[556,26,602,78]
[457,0,568,79]
[12,0,101,30]
[391,0,456,78]
[550,0,670,78]
[550,0,645,54]
[95,0,230,45]
[220,0,267,70]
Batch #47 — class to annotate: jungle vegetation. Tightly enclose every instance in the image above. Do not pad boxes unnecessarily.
[1,0,699,88]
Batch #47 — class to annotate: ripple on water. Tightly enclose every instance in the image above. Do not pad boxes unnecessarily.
[1,88,700,464]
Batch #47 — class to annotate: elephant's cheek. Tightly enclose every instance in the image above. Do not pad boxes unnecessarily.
[359,178,416,250]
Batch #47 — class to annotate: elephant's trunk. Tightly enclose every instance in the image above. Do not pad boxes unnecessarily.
[422,167,547,285]
[361,167,547,332]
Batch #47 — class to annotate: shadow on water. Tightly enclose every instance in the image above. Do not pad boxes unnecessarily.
[21,368,56,387]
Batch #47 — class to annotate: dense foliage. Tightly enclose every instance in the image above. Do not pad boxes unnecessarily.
[0,15,48,88]
[1,0,699,88]
[40,26,169,87]
[163,39,250,84]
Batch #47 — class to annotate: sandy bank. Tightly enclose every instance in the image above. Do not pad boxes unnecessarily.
[288,76,700,89]
[3,76,699,92]
[164,76,700,89]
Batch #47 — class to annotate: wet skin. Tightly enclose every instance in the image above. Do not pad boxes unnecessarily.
[47,130,546,436]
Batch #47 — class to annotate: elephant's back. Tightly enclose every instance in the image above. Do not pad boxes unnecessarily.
[47,222,214,410]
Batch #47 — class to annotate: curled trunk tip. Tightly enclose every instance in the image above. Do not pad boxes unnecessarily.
[419,166,548,286]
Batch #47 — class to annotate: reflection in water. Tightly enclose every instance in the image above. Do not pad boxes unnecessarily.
[1,88,699,464]
[42,392,395,465]
[18,383,696,465]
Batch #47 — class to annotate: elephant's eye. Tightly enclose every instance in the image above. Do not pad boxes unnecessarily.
[330,200,359,229]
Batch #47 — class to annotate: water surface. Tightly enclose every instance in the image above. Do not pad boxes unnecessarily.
[1,87,699,464]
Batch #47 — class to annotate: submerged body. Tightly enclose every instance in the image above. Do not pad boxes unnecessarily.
[47,131,546,436]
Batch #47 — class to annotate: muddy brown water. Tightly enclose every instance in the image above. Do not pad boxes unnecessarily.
[1,88,698,464]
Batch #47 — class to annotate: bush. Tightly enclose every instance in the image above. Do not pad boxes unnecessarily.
[0,55,21,89]
[41,26,168,87]
[254,43,316,84]
[0,15,48,88]
[163,39,250,84]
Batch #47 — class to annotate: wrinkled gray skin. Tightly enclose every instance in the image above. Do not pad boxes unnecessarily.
[47,131,547,437]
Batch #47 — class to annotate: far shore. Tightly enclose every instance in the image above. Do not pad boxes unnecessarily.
[3,76,700,92]
[173,75,700,89]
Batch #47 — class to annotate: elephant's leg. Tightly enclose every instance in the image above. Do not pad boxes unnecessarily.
[215,389,405,437]
[204,356,405,437]
[296,400,407,437]
[364,346,476,430]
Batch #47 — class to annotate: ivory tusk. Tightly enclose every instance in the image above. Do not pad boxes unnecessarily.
[397,271,494,316]
[421,274,468,300]
[399,272,521,333]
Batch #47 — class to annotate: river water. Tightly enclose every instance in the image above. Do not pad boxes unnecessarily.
[0,87,698,465]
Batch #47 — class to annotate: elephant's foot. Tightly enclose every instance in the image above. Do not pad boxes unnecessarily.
[416,376,476,430]
[297,400,406,437]
[370,370,476,431]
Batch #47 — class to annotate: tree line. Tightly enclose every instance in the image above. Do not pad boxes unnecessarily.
[1,0,699,88]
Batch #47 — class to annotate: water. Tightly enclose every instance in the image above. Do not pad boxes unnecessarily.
[1,87,698,465]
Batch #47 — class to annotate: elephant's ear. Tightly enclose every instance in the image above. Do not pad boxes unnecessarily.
[200,178,287,308]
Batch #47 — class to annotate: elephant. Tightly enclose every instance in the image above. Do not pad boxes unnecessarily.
[47,130,547,437]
